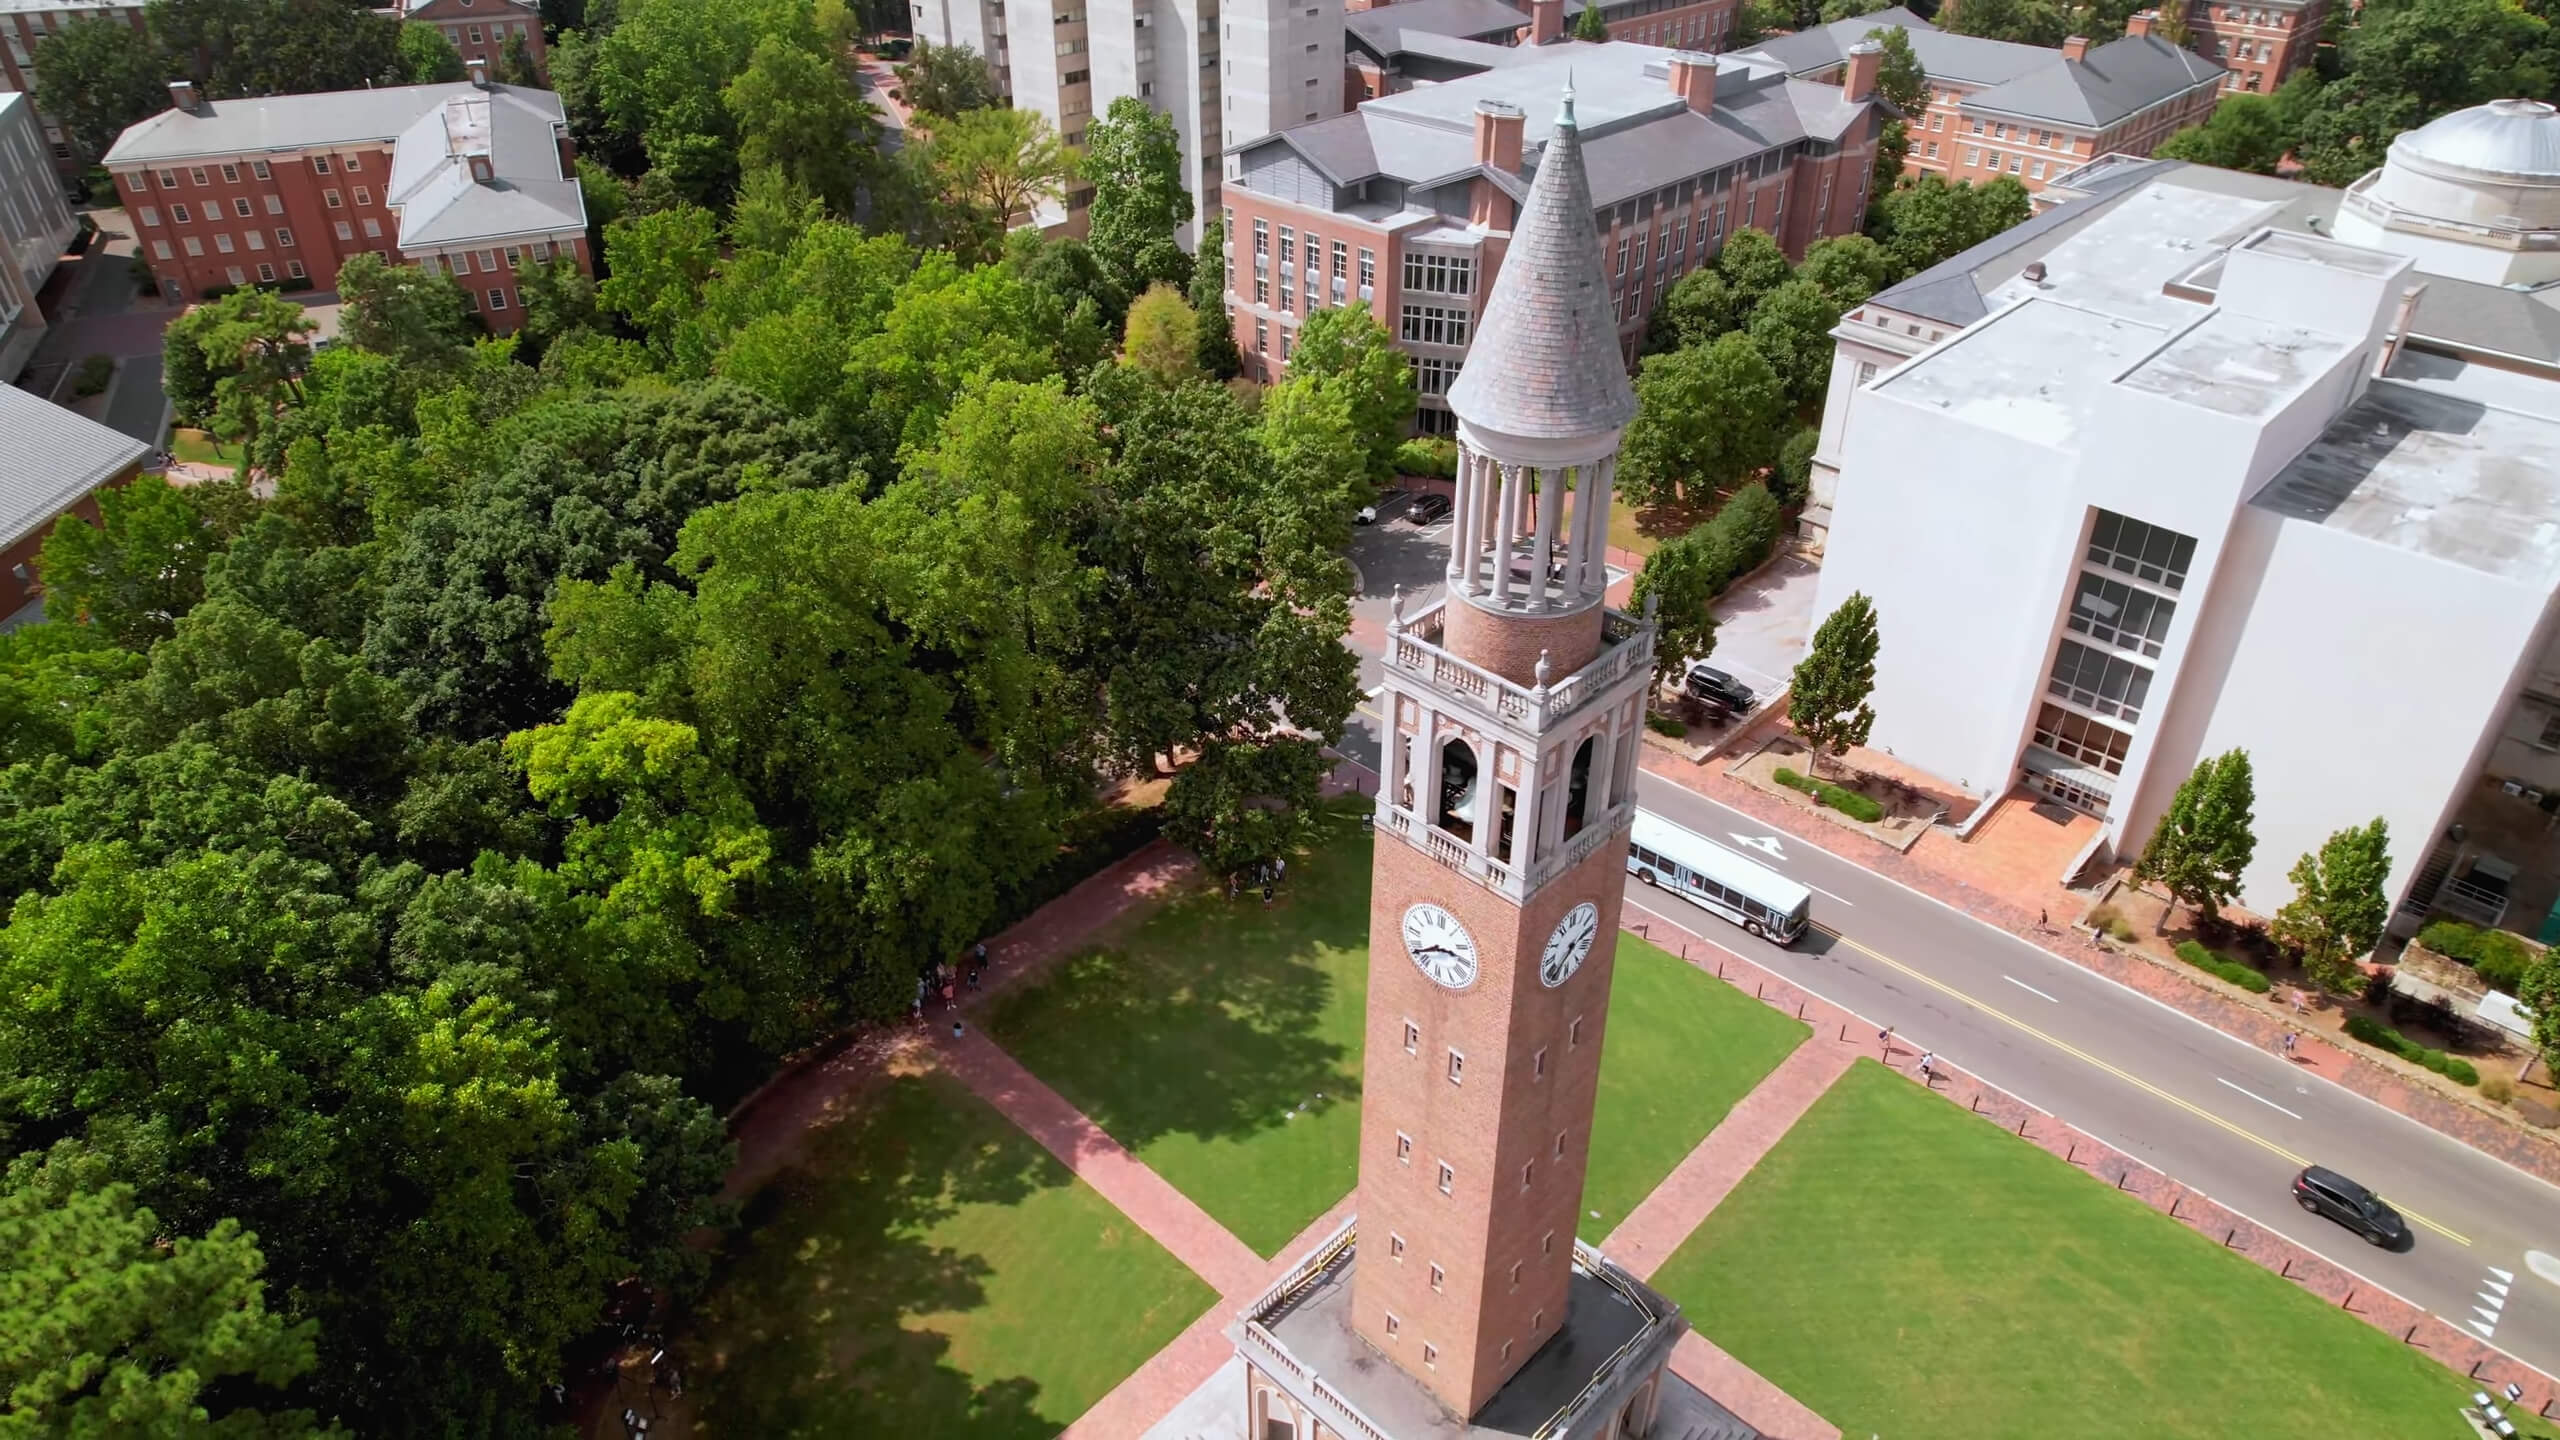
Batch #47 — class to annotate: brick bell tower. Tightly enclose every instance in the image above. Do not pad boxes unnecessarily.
[1352,81,1660,1421]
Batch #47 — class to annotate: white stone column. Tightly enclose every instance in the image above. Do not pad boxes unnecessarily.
[1382,693,1407,812]
[1534,465,1565,609]
[1418,709,1445,832]
[1492,463,1523,605]
[1468,744,1495,862]
[1448,451,1474,590]
[1584,718,1618,829]
[1512,762,1542,868]
[1578,456,1615,597]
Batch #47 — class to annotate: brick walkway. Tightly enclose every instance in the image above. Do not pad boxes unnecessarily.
[1636,743,2560,1190]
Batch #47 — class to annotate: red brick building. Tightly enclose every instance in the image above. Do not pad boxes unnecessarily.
[1736,8,2223,193]
[2183,0,2325,96]
[0,382,150,627]
[1345,0,1739,105]
[102,67,588,331]
[1225,38,1884,427]
[397,0,547,79]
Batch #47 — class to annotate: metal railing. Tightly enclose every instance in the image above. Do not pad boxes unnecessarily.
[2438,873,2511,929]
[1387,600,1655,734]
[1527,807,1633,891]
[1234,1221,1402,1440]
[2340,176,2560,249]
[1530,1245,1671,1440]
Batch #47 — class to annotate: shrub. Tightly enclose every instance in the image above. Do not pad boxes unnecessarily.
[278,274,316,294]
[2343,1013,2394,1049]
[2415,918,2540,993]
[70,354,115,398]
[2088,903,2137,944]
[127,254,158,296]
[1392,436,1459,479]
[2174,938,2272,993]
[1773,766,1885,823]
[1645,710,1684,737]
[2483,1074,2514,1103]
[2418,1048,2449,1074]
[2340,1013,2479,1084]
[2444,1056,2479,1086]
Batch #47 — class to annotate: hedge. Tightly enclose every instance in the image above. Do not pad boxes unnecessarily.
[2414,918,2539,994]
[1774,766,1885,823]
[1645,711,1685,737]
[2172,939,2272,994]
[2342,1012,2478,1085]
[1392,436,1459,479]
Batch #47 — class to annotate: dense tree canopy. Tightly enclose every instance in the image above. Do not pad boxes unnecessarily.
[1083,96,1196,296]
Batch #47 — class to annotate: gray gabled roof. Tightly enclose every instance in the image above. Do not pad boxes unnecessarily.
[1448,86,1639,439]
[1347,0,1530,58]
[1868,155,2169,325]
[0,386,150,553]
[1964,34,2222,127]
[104,80,566,165]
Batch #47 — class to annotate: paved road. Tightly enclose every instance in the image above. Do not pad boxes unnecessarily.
[1622,779,2560,1380]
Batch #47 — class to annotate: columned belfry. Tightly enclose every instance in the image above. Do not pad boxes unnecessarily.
[1229,84,1685,1440]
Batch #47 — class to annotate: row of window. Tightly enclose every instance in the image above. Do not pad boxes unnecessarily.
[139,154,364,190]
[1403,251,1473,297]
[438,19,530,44]
[2206,4,2291,26]
[2067,571,2175,659]
[1958,147,2058,181]
[2033,702,2133,776]
[139,182,376,228]
[2049,639,2152,723]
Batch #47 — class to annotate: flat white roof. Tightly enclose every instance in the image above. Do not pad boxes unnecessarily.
[1875,297,2169,452]
[2117,311,2355,419]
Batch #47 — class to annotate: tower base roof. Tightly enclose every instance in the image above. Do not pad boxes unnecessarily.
[1233,1219,1690,1439]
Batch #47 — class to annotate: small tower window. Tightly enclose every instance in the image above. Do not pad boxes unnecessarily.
[1429,1263,1445,1292]
[1391,1233,1406,1259]
[1521,1160,1535,1190]
[1569,1015,1585,1048]
[1386,1312,1401,1338]
[1423,1343,1439,1369]
[1446,1049,1465,1085]
[1533,1046,1547,1080]
[1438,1162,1455,1195]
[1403,1019,1420,1054]
[1564,735,1597,837]
[1437,738,1479,841]
[1542,1229,1555,1255]
[1396,1132,1413,1164]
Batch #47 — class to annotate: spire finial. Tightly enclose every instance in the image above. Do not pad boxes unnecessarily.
[1558,74,1576,128]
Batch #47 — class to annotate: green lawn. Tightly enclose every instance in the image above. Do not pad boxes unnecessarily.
[986,803,1374,1256]
[684,1071,1216,1438]
[1652,1059,2552,1440]
[1581,938,1807,1239]
[168,427,232,467]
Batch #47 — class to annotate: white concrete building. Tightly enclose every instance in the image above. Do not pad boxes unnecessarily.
[0,91,74,380]
[1808,99,2560,938]
[910,0,1316,242]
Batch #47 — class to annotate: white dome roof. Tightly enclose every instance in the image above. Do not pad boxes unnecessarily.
[2388,99,2560,184]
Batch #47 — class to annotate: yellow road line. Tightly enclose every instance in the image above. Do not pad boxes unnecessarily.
[1814,924,2472,1248]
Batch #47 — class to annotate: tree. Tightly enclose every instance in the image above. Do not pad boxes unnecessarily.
[1631,530,1724,689]
[922,105,1077,263]
[497,27,541,85]
[336,251,479,369]
[40,475,237,649]
[1747,277,1844,411]
[1715,227,1793,316]
[1872,116,1911,194]
[32,17,167,165]
[2520,945,2560,1081]
[2134,749,2258,925]
[2155,92,2290,173]
[1798,233,1897,311]
[515,254,603,364]
[1822,0,1890,18]
[600,202,722,362]
[398,19,465,82]
[2150,1,2191,47]
[1083,96,1195,296]
[725,34,885,217]
[1,1144,331,1436]
[1619,332,1789,509]
[2271,818,2391,992]
[183,289,315,456]
[1574,0,1608,39]
[1644,268,1739,354]
[1772,424,1818,508]
[1789,591,1880,774]
[1867,25,1930,114]
[1191,217,1244,377]
[1123,283,1201,383]
[2285,0,2548,185]
[1866,172,2032,277]
[901,38,1001,119]
[1942,0,2073,45]
[1282,305,1417,488]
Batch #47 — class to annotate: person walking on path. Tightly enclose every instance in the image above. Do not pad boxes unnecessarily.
[1879,1025,1895,1056]
[1262,881,1275,908]
[1917,1051,1936,1084]
[2281,1030,2298,1060]
[952,1018,965,1040]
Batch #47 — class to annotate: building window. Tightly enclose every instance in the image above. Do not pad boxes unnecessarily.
[1403,1019,1419,1053]
[257,262,276,282]
[1555,1129,1567,1157]
[1446,1049,1464,1085]
[1532,1046,1546,1079]
[2067,572,2175,657]
[1331,239,1347,281]
[220,162,239,183]
[139,206,160,227]
[354,186,372,206]
[312,156,331,174]
[1412,355,1459,396]
[264,195,283,215]
[1386,1312,1401,1338]
[324,188,342,208]
[251,159,270,179]
[170,203,191,223]
[475,250,497,271]
[288,260,306,279]
[229,197,250,218]
[1396,1131,1412,1163]
[1400,304,1469,346]
[1520,1160,1534,1189]
[1391,1232,1406,1259]
[1437,1161,1454,1195]
[2034,703,2134,775]
[1255,317,1268,354]
[189,166,209,186]
[344,154,361,172]
[1253,218,1268,254]
[1429,1264,1444,1292]
[158,169,178,188]
[335,222,354,240]
[2087,510,2196,591]
[1402,251,1474,296]
[1253,276,1269,305]
[1509,1260,1522,1289]
[1278,226,1293,265]
[1532,1310,1545,1334]
[1422,1343,1438,1369]
[182,236,203,256]
[488,288,510,310]
[151,240,172,260]
[2539,711,2560,750]
[226,266,246,285]
[1569,1014,1583,1047]
[246,231,264,251]
[362,219,381,238]
[2048,640,2152,723]
[1358,247,1375,289]
[275,228,294,247]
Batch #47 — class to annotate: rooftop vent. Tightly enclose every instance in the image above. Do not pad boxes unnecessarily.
[2023,261,2048,283]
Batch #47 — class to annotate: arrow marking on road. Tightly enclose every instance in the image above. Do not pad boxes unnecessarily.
[1730,833,1785,858]
[2216,1077,2304,1120]
[2484,1278,2510,1297]
[1808,923,2471,1247]
[2002,975,2061,1004]
[2493,1264,2521,1284]
[2472,1321,2499,1339]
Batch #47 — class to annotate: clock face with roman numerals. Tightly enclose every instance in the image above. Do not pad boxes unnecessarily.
[1541,902,1600,988]
[1402,904,1479,990]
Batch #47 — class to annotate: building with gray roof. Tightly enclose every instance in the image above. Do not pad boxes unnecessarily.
[0,383,150,629]
[100,69,587,330]
[0,91,73,381]
[1223,37,1884,426]
[1805,102,2560,944]
[1736,10,2221,194]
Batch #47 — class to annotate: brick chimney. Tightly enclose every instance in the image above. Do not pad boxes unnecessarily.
[466,56,491,87]
[468,153,494,183]
[1667,51,1717,114]
[2125,10,2153,36]
[2061,33,2090,60]
[1473,98,1525,171]
[1530,0,1563,44]
[1841,40,1882,102]
[167,78,200,113]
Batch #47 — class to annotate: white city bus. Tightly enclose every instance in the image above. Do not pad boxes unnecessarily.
[1627,810,1811,944]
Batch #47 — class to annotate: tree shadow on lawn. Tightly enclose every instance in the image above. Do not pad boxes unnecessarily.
[682,1073,1126,1440]
[985,807,1372,1250]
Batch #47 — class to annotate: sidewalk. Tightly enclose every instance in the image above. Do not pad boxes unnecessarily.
[1636,742,2560,1190]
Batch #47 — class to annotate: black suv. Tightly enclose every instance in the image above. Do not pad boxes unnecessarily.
[1407,494,1453,525]
[2291,1165,2408,1248]
[1684,663,1756,712]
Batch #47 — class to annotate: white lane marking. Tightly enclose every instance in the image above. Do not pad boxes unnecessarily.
[2214,1077,2304,1120]
[2476,1307,2503,1326]
[2471,1320,2499,1339]
[2002,975,2061,1004]
[1730,833,1786,858]
[2484,1278,2511,1297]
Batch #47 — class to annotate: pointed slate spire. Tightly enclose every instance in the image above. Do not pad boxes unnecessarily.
[1446,80,1639,440]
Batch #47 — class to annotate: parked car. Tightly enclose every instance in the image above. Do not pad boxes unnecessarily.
[1356,504,1378,525]
[1407,494,1452,525]
[2291,1165,2407,1247]
[1684,663,1755,712]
